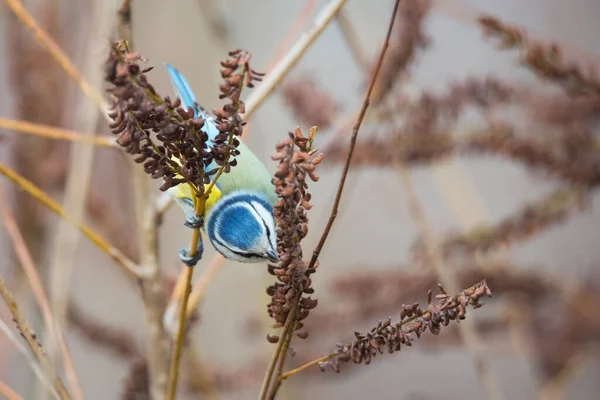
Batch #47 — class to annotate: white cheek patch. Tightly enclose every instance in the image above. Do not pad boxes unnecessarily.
[251,200,277,251]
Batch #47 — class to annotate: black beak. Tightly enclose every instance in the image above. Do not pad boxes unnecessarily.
[266,248,279,263]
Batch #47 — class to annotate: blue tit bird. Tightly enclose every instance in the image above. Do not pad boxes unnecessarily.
[164,64,278,267]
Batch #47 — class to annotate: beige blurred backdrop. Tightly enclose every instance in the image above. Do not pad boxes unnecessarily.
[1,0,599,399]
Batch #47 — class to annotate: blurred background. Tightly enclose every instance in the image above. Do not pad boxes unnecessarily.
[1,0,599,399]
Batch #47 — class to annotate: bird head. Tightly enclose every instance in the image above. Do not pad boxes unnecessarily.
[205,191,278,264]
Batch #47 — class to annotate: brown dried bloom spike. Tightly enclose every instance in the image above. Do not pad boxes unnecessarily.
[105,41,209,193]
[267,126,323,338]
[210,49,265,172]
[320,280,492,372]
[104,43,263,195]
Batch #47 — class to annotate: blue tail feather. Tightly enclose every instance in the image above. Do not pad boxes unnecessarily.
[164,63,200,117]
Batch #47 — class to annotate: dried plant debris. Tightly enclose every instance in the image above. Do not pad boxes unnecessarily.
[319,280,491,372]
[479,16,600,96]
[104,42,262,195]
[282,76,338,130]
[267,126,323,338]
[326,120,600,191]
[413,187,587,260]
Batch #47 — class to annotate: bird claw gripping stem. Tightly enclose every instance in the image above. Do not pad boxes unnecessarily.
[178,239,204,267]
[184,214,204,229]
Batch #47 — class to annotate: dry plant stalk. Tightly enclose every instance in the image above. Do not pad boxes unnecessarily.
[0,275,71,400]
[299,279,492,374]
[0,190,82,399]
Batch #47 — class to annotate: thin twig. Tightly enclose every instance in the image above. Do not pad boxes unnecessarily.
[276,354,334,381]
[166,266,194,400]
[0,190,82,400]
[116,0,133,47]
[0,163,139,277]
[44,2,117,397]
[4,0,109,116]
[0,319,59,400]
[266,319,296,400]
[0,118,117,147]
[258,303,298,400]
[0,276,71,400]
[307,0,402,271]
[0,379,24,400]
[336,9,369,70]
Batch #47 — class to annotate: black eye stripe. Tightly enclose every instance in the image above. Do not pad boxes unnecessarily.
[249,202,272,241]
[213,236,263,259]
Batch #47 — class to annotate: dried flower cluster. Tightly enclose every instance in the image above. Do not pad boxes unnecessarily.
[267,126,323,338]
[411,187,586,261]
[478,16,600,96]
[319,280,492,372]
[281,76,338,130]
[104,42,262,194]
[211,49,265,171]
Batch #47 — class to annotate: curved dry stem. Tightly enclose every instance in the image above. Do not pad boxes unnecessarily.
[0,320,59,400]
[277,355,335,381]
[0,190,82,400]
[0,379,24,400]
[0,163,139,278]
[307,0,400,269]
[166,265,194,400]
[0,276,71,400]
[0,118,117,147]
[258,303,298,400]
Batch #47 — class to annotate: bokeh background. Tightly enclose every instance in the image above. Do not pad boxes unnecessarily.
[1,0,599,399]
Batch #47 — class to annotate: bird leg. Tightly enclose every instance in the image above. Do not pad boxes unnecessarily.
[178,238,204,267]
[184,214,204,229]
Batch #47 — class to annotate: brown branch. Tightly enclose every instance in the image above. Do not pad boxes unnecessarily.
[0,163,139,277]
[307,0,402,271]
[0,190,82,399]
[0,379,23,400]
[369,0,431,105]
[0,275,71,399]
[0,118,117,147]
